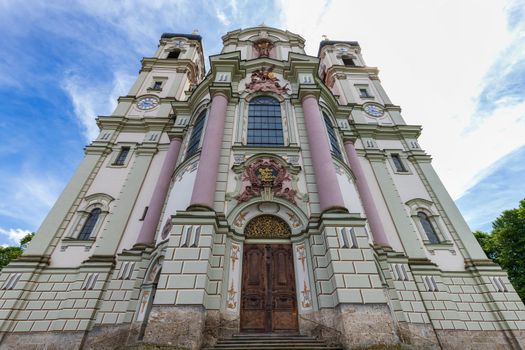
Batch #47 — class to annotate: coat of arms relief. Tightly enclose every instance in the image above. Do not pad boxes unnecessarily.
[227,157,307,209]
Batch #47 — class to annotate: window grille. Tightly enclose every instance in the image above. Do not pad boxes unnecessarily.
[247,96,284,147]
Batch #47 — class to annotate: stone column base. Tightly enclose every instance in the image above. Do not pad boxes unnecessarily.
[396,322,440,349]
[0,330,84,350]
[142,305,206,350]
[299,304,401,349]
[202,310,240,348]
[436,329,525,350]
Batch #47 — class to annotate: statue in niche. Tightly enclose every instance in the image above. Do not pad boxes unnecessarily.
[254,39,273,57]
[245,65,289,94]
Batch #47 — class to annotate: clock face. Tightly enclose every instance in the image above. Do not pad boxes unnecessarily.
[364,104,384,117]
[337,47,349,53]
[137,97,159,110]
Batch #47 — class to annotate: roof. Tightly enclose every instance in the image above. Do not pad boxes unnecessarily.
[317,40,360,56]
[161,33,202,42]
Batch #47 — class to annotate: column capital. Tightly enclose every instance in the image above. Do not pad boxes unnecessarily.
[134,144,159,156]
[167,132,184,141]
[298,87,321,102]
[209,84,233,101]
[85,145,112,156]
[343,137,357,145]
[365,151,387,162]
[408,154,432,163]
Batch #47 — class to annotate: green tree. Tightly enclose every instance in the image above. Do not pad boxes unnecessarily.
[0,232,35,270]
[474,199,525,301]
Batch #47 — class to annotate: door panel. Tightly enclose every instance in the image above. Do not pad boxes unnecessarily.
[240,244,298,333]
[270,245,298,331]
[240,245,267,332]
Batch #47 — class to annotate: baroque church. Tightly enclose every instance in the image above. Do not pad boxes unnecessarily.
[0,26,524,350]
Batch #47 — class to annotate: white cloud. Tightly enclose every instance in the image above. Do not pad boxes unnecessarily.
[61,71,135,142]
[0,227,32,245]
[0,170,65,229]
[278,0,524,199]
[216,9,231,26]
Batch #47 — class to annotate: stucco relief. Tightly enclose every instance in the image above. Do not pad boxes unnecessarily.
[294,243,313,310]
[232,157,304,205]
[226,243,242,312]
[243,66,290,95]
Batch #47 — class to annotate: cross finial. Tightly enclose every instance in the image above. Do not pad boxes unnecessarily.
[259,21,266,27]
[322,34,329,41]
[192,29,199,35]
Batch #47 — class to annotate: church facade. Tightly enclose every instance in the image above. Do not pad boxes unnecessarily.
[0,26,524,349]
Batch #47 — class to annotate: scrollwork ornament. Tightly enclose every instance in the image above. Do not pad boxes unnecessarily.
[245,215,291,239]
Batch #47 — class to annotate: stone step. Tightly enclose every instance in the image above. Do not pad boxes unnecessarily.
[202,333,342,350]
[218,338,320,343]
[202,344,343,350]
[215,341,326,349]
[231,333,310,338]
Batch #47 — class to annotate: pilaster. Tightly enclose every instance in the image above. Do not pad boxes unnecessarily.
[301,94,346,213]
[366,151,427,259]
[188,90,230,210]
[93,144,157,256]
[136,136,183,246]
[344,140,389,246]
[410,155,486,260]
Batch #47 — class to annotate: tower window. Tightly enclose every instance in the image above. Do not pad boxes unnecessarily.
[417,212,440,244]
[185,110,207,159]
[152,81,163,90]
[167,49,180,59]
[78,208,101,240]
[391,154,407,172]
[359,88,371,98]
[342,56,356,67]
[114,147,130,166]
[323,113,342,158]
[247,96,284,147]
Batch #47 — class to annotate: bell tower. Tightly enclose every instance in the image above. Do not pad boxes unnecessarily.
[318,39,405,125]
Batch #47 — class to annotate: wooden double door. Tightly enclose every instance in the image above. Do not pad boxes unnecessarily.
[240,244,298,333]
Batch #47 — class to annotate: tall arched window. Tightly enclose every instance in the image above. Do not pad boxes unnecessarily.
[417,212,439,244]
[78,208,101,240]
[247,96,284,147]
[185,110,207,159]
[323,113,342,158]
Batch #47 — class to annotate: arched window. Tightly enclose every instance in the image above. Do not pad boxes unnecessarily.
[185,110,207,159]
[247,96,284,147]
[417,212,439,244]
[78,208,101,240]
[323,113,342,158]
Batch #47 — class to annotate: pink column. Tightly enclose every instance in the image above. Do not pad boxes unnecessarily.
[188,92,229,210]
[136,137,183,246]
[344,140,390,246]
[301,94,346,213]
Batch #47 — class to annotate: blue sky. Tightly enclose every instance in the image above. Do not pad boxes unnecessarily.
[0,0,524,246]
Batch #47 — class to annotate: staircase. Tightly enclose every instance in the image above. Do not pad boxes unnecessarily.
[202,333,343,350]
